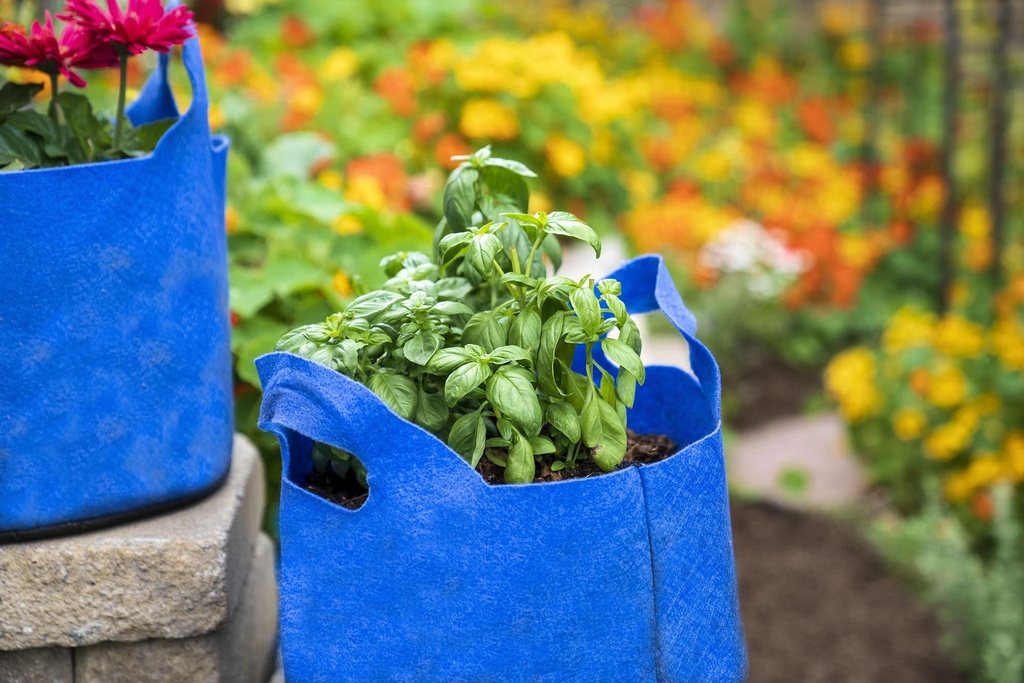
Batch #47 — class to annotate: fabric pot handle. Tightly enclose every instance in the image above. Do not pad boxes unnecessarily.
[592,254,721,425]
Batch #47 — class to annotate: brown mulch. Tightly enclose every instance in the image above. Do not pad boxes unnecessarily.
[732,502,967,683]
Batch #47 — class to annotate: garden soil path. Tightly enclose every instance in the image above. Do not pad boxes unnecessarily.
[732,502,966,683]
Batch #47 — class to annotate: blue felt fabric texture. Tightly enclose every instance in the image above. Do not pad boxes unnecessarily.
[0,35,233,534]
[258,255,746,682]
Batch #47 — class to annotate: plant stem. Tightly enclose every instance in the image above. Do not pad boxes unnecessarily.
[111,55,129,157]
[525,235,544,276]
[48,72,64,125]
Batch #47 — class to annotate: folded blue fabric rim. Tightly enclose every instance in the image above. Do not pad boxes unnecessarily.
[0,467,230,544]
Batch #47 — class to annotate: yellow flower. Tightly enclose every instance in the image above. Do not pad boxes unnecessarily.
[292,85,324,117]
[544,134,587,178]
[732,100,775,140]
[825,347,882,422]
[882,307,936,352]
[992,319,1024,370]
[934,315,986,357]
[694,148,732,182]
[345,176,387,212]
[787,143,833,179]
[839,39,872,70]
[838,233,875,270]
[943,471,974,503]
[960,203,990,241]
[225,206,239,235]
[964,455,1003,489]
[926,364,967,409]
[892,407,927,441]
[623,169,657,205]
[331,214,363,236]
[924,421,971,461]
[318,169,344,192]
[320,47,359,82]
[208,103,227,131]
[1003,432,1024,482]
[332,271,353,297]
[528,191,554,215]
[458,99,519,141]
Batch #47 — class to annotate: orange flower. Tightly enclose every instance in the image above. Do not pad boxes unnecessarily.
[346,153,410,212]
[413,112,448,144]
[434,133,471,170]
[374,67,417,117]
[797,97,835,144]
[281,15,315,49]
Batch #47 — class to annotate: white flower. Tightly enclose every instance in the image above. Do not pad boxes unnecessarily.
[697,220,811,299]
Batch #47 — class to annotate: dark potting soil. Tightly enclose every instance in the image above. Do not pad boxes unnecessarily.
[475,430,679,485]
[732,502,967,683]
[303,431,678,508]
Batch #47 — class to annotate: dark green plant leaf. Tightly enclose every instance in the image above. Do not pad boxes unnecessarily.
[509,306,542,356]
[448,407,486,466]
[443,165,478,230]
[484,157,537,178]
[601,337,646,384]
[403,329,442,366]
[465,232,502,278]
[369,373,419,420]
[505,432,535,483]
[427,347,477,374]
[0,82,42,116]
[537,312,568,397]
[462,311,508,352]
[416,388,449,432]
[486,365,542,437]
[444,360,492,405]
[487,345,533,366]
[570,286,602,334]
[546,401,581,442]
[480,165,529,214]
[0,125,44,168]
[543,211,601,257]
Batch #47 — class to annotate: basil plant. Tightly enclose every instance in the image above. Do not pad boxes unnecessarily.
[276,147,647,484]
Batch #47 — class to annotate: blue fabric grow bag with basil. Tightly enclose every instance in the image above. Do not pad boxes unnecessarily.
[258,255,746,683]
[0,35,232,541]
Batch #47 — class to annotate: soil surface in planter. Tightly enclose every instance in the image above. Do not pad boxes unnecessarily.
[732,502,966,683]
[304,431,678,509]
[475,430,678,485]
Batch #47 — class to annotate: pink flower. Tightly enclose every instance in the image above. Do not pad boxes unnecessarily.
[59,0,194,56]
[0,12,118,87]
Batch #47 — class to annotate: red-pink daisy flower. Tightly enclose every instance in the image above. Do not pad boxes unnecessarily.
[0,12,118,87]
[59,0,194,57]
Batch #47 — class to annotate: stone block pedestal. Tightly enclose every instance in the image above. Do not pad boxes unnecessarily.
[0,435,278,683]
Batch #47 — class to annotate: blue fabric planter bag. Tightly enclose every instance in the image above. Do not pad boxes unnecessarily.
[258,255,746,683]
[0,35,233,542]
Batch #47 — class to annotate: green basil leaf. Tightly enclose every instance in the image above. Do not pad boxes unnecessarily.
[537,312,569,397]
[486,366,542,437]
[546,401,581,442]
[438,231,472,263]
[570,286,603,334]
[486,345,533,366]
[462,311,508,352]
[550,461,566,472]
[346,290,404,319]
[616,368,637,409]
[416,388,450,433]
[465,232,502,278]
[430,300,473,317]
[529,435,557,456]
[436,277,473,301]
[444,360,492,405]
[580,391,602,449]
[481,165,530,215]
[543,211,601,257]
[601,337,646,384]
[508,306,542,357]
[403,329,443,366]
[443,165,478,230]
[426,347,475,374]
[592,398,627,471]
[484,157,538,178]
[505,433,535,484]
[448,407,486,466]
[369,373,419,421]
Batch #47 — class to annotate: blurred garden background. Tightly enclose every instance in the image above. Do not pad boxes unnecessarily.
[3,0,1022,680]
